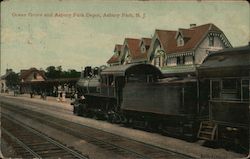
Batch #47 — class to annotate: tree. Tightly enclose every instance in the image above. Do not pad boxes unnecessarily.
[61,69,81,78]
[45,66,80,79]
[45,66,62,79]
[5,72,20,89]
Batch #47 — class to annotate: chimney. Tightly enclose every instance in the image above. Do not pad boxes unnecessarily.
[190,24,196,28]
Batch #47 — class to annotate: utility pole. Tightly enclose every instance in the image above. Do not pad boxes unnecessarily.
[248,42,250,158]
[248,81,250,158]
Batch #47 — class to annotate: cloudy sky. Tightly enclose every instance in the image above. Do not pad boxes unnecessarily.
[1,0,249,74]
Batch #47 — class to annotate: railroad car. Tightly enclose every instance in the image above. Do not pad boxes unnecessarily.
[73,63,200,140]
[197,45,250,151]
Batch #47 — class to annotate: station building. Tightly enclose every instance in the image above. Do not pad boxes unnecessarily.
[107,38,152,66]
[107,23,232,77]
[0,69,14,93]
[20,67,46,94]
[148,23,232,77]
[20,67,78,97]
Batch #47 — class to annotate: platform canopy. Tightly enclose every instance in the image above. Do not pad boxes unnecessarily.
[101,63,162,77]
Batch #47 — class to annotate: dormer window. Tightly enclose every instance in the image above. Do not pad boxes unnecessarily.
[141,45,146,53]
[125,54,131,64]
[177,36,184,47]
[123,48,131,64]
[33,72,37,79]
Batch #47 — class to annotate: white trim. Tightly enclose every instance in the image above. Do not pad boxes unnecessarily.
[166,51,194,58]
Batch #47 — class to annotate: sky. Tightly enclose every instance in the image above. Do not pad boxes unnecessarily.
[1,0,249,75]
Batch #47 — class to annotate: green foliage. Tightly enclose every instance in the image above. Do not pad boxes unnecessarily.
[45,66,80,79]
[5,72,20,88]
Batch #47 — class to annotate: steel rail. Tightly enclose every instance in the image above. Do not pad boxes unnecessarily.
[2,114,89,159]
[1,102,194,159]
[2,127,42,159]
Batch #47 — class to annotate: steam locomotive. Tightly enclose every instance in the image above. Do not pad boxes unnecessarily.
[73,45,249,150]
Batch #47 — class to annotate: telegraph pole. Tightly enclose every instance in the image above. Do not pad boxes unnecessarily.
[248,81,250,158]
[248,42,250,158]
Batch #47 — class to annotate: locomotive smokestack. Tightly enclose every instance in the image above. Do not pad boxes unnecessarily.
[84,66,92,77]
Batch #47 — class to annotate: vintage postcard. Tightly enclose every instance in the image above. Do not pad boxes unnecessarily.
[0,0,249,158]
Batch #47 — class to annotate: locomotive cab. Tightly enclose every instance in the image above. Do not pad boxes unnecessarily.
[99,63,162,122]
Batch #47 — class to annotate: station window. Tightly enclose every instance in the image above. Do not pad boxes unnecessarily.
[155,57,161,67]
[177,56,185,65]
[177,57,181,65]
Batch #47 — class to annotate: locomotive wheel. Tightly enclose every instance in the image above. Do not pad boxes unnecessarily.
[112,113,121,123]
[104,113,109,121]
[146,121,158,132]
[126,117,134,128]
[93,114,99,120]
[108,114,116,123]
[120,115,127,124]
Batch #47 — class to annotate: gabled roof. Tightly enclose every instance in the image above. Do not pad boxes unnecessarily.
[124,38,142,59]
[141,38,152,47]
[176,28,194,39]
[134,37,152,60]
[133,52,148,60]
[154,23,229,54]
[107,44,123,64]
[114,44,122,52]
[20,67,46,81]
[107,54,120,64]
[155,30,177,52]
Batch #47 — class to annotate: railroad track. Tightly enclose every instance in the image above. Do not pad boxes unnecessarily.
[1,102,194,159]
[1,114,89,159]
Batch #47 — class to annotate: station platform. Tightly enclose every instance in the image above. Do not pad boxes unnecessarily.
[2,91,72,107]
